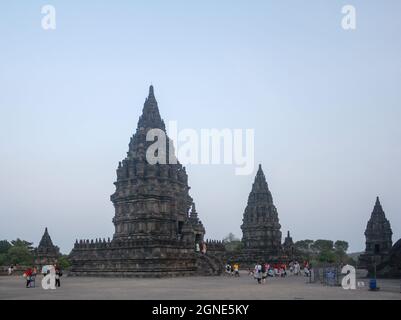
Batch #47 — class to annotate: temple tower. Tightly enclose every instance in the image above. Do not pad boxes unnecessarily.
[364,197,392,255]
[34,227,60,267]
[110,85,196,242]
[240,164,282,260]
[359,197,393,270]
[69,86,215,277]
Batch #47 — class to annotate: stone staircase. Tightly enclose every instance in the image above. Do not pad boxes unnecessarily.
[195,253,224,276]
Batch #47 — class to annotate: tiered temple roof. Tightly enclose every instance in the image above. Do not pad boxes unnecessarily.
[241,164,282,255]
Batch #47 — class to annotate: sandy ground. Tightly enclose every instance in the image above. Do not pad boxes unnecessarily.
[1,272,400,300]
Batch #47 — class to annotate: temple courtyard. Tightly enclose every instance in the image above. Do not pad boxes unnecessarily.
[1,272,400,300]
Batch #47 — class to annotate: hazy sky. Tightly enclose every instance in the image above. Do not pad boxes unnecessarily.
[1,0,400,254]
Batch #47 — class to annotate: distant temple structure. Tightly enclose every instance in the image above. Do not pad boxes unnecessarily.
[238,165,282,265]
[282,231,296,260]
[359,197,393,269]
[359,197,401,278]
[34,227,60,267]
[69,86,223,277]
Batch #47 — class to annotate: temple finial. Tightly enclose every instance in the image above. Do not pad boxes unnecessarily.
[148,85,155,99]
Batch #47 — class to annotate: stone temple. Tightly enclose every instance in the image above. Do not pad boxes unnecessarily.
[238,164,282,265]
[359,197,393,271]
[69,86,222,277]
[34,227,60,268]
[359,197,401,278]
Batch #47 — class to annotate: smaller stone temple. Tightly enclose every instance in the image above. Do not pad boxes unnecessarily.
[359,197,393,271]
[238,164,282,265]
[34,227,60,268]
[282,231,295,260]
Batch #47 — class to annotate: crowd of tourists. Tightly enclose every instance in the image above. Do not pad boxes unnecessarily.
[251,261,312,284]
[20,264,63,288]
[225,260,312,284]
[224,263,240,277]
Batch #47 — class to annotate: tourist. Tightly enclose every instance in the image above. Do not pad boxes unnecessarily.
[289,261,294,275]
[281,263,287,277]
[254,263,262,284]
[201,242,207,254]
[195,242,200,252]
[261,263,267,284]
[225,263,232,276]
[24,267,33,288]
[233,263,240,277]
[8,265,12,275]
[274,264,279,277]
[294,261,300,276]
[55,265,62,287]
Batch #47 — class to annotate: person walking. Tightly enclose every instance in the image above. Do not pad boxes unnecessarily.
[55,265,62,287]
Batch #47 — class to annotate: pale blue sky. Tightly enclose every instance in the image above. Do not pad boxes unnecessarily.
[0,0,400,253]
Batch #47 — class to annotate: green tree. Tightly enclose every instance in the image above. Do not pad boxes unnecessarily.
[318,250,336,263]
[295,240,314,251]
[58,255,71,270]
[11,239,34,252]
[334,240,349,253]
[7,245,34,265]
[312,240,334,252]
[6,238,35,266]
[222,233,242,252]
[0,240,11,254]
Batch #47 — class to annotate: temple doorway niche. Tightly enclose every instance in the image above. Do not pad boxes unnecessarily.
[374,244,381,254]
[195,233,202,244]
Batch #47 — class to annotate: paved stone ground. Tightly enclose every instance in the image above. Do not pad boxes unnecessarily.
[0,272,400,300]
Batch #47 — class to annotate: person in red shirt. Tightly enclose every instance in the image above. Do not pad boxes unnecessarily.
[24,268,33,288]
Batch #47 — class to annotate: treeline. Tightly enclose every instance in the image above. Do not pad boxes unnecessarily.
[294,239,355,265]
[0,239,70,269]
[221,233,355,265]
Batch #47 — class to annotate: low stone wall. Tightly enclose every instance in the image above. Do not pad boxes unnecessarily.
[69,239,201,277]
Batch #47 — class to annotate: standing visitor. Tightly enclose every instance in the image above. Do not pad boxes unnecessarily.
[261,263,267,284]
[195,242,200,252]
[254,263,262,284]
[55,265,62,287]
[201,242,207,254]
[233,263,240,277]
[24,267,33,288]
[8,266,12,275]
[294,261,300,276]
[225,263,232,276]
[289,261,294,275]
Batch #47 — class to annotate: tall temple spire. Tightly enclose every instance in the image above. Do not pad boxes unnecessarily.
[148,84,155,99]
[249,163,273,204]
[364,196,392,254]
[137,84,164,130]
[38,227,54,248]
[241,164,282,254]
